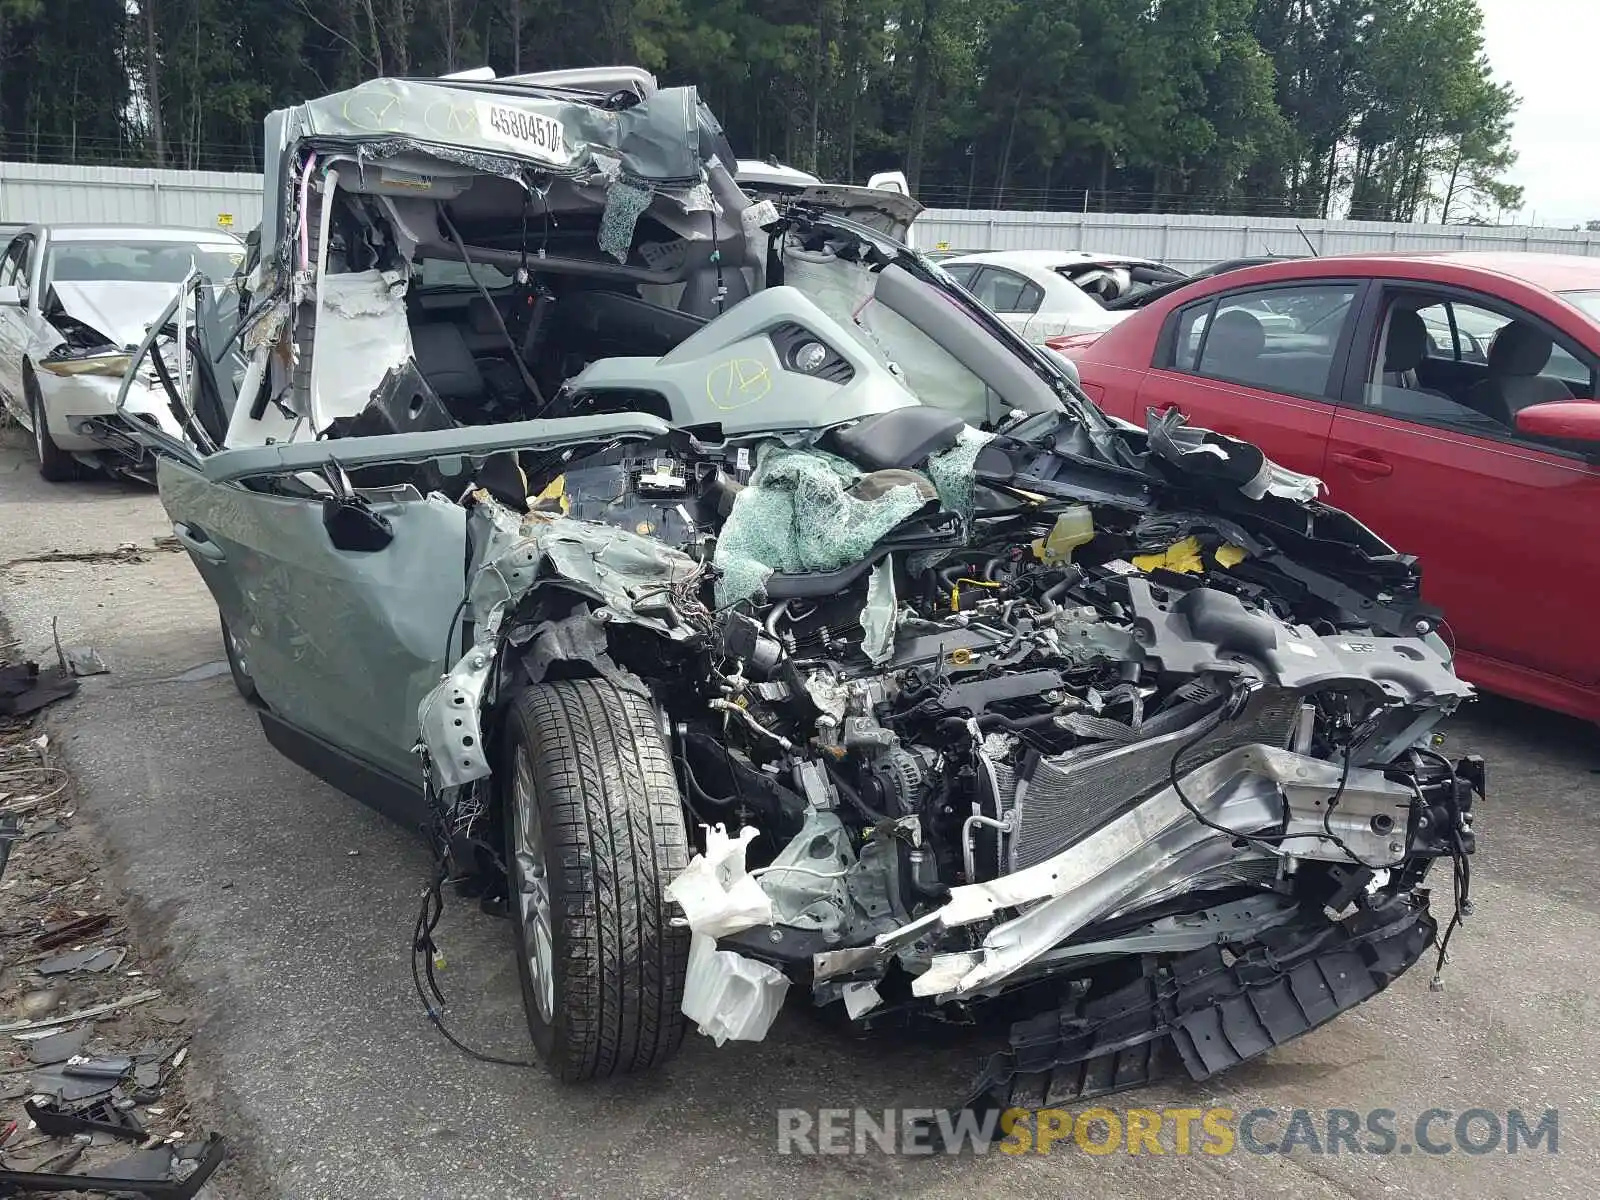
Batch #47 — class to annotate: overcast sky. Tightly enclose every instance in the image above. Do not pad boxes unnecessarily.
[1478,0,1598,226]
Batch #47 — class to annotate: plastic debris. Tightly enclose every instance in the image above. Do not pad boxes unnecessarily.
[24,1096,145,1142]
[28,1064,120,1103]
[680,932,790,1047]
[0,662,78,717]
[665,824,772,938]
[842,980,883,1020]
[63,646,109,677]
[25,1024,94,1065]
[37,946,126,976]
[1,988,162,1035]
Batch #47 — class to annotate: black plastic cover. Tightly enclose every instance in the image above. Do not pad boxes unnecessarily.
[825,407,965,472]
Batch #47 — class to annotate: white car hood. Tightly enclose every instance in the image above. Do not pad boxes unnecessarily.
[48,282,182,350]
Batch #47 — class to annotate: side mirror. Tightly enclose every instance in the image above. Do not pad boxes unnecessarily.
[1515,400,1600,444]
[0,285,20,307]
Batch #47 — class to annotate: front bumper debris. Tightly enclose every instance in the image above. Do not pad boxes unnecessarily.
[959,895,1435,1117]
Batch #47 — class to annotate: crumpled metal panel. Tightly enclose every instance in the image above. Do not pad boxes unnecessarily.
[1009,688,1302,870]
[418,500,705,791]
[294,78,705,184]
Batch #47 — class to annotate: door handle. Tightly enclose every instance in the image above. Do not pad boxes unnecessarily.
[1329,451,1392,478]
[172,521,226,563]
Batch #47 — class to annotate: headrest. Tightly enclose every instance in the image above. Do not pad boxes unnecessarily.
[1384,308,1429,373]
[1488,322,1554,377]
[1206,308,1265,360]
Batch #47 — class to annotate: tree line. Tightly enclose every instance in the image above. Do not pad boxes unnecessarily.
[0,0,1521,222]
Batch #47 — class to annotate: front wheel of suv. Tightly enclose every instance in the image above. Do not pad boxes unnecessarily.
[503,678,691,1081]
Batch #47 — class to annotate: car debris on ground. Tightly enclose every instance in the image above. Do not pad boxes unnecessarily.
[0,678,226,1196]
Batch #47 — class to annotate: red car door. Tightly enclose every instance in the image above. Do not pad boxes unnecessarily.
[1133,280,1364,480]
[1325,288,1600,719]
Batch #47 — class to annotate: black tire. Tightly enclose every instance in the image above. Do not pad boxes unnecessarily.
[26,367,81,482]
[502,678,691,1081]
[221,618,259,704]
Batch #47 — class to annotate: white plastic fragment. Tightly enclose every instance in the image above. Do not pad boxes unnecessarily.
[680,933,789,1046]
[665,824,772,938]
[842,981,882,1020]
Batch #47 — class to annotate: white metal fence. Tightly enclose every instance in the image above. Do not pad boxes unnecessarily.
[0,162,263,234]
[6,161,1598,269]
[916,209,1600,270]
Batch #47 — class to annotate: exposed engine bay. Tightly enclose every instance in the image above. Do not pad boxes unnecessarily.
[420,390,1479,1111]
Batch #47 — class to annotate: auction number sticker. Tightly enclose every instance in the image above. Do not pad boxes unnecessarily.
[477,100,566,163]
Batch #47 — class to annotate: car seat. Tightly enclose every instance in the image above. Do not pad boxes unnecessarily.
[1466,322,1575,425]
[1199,308,1265,375]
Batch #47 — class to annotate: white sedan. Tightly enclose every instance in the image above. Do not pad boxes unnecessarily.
[938,250,1186,345]
[0,224,243,481]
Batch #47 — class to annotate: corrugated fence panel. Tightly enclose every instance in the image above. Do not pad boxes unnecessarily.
[917,209,1600,271]
[0,162,264,233]
[6,163,1597,267]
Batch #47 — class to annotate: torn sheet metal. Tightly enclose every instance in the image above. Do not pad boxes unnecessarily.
[893,743,1414,999]
[420,502,703,791]
[293,78,707,184]
[756,810,853,934]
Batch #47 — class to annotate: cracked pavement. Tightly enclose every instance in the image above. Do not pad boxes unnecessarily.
[0,429,1596,1199]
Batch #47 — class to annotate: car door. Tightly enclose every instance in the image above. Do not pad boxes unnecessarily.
[1325,286,1600,699]
[0,234,35,410]
[121,274,473,788]
[1134,280,1364,479]
[968,266,1044,340]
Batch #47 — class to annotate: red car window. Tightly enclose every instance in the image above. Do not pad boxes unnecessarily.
[1361,288,1600,452]
[1167,283,1357,401]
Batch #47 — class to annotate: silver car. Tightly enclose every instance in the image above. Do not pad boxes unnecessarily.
[117,67,1480,1116]
[0,223,244,480]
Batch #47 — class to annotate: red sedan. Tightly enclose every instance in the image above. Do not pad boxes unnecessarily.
[1059,252,1600,724]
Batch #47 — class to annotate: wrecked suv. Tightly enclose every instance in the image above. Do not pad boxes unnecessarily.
[119,67,1480,1111]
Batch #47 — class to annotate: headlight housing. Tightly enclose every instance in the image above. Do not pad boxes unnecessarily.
[37,351,132,378]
